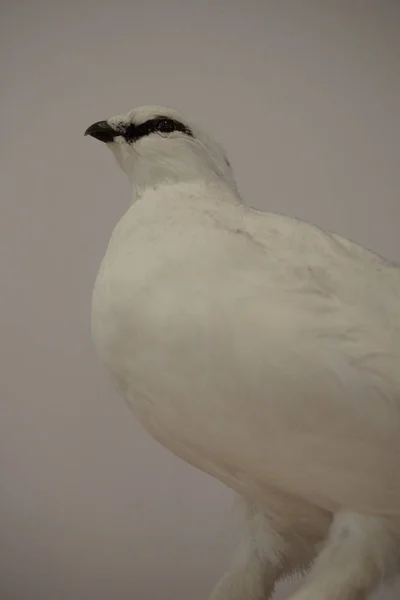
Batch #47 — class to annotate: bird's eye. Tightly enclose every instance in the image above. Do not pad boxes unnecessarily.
[155,119,176,134]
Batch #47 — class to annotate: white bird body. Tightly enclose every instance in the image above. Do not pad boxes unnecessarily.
[87,106,400,599]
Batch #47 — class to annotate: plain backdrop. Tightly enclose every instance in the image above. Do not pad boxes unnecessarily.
[1,1,399,599]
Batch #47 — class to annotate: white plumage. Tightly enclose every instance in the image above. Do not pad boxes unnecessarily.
[86,106,400,600]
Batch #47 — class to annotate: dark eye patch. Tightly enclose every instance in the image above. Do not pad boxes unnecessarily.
[123,117,193,142]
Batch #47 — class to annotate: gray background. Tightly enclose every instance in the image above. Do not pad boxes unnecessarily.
[1,1,399,599]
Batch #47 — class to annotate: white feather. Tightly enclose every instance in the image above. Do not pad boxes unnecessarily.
[88,105,400,599]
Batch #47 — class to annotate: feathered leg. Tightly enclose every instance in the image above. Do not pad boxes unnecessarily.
[208,498,307,600]
[288,511,397,600]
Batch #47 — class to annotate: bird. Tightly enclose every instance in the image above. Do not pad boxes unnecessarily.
[85,105,400,600]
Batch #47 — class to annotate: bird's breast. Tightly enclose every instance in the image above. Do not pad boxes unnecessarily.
[90,202,400,521]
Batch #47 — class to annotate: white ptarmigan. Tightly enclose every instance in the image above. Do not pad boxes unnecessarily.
[86,106,400,600]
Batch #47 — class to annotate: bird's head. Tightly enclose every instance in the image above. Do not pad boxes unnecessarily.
[85,105,237,194]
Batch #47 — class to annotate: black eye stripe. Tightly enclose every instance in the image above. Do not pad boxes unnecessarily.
[123,117,193,142]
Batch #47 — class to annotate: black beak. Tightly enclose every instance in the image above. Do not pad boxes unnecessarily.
[84,121,116,143]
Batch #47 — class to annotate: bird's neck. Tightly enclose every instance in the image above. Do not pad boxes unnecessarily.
[128,153,239,200]
[130,179,243,217]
